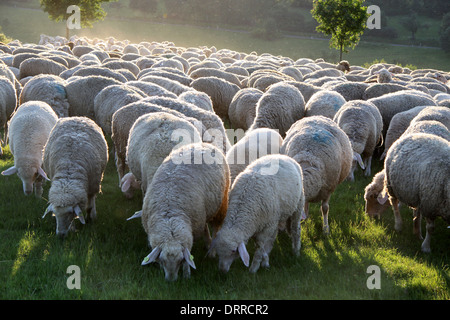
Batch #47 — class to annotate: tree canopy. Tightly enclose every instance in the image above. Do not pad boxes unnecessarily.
[40,0,115,38]
[311,0,370,61]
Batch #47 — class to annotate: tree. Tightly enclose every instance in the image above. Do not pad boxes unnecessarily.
[401,11,427,41]
[311,0,370,61]
[440,12,450,52]
[40,0,115,39]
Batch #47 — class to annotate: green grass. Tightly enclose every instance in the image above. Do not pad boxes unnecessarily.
[1,142,449,299]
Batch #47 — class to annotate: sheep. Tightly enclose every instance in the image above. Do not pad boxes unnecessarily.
[140,75,194,96]
[210,154,305,273]
[1,101,57,196]
[144,96,231,154]
[0,76,17,149]
[304,90,346,119]
[111,101,207,193]
[281,116,353,234]
[139,68,192,86]
[125,81,177,99]
[18,74,69,117]
[249,82,305,138]
[42,116,108,237]
[190,76,240,119]
[126,112,203,195]
[18,57,68,79]
[65,75,122,119]
[70,66,129,83]
[228,88,263,131]
[362,83,409,100]
[381,133,450,253]
[326,81,369,101]
[140,142,230,281]
[178,90,214,112]
[403,120,450,141]
[333,100,383,180]
[189,67,242,88]
[226,128,283,185]
[102,60,140,77]
[409,106,450,129]
[93,84,145,136]
[381,106,428,159]
[368,90,437,137]
[284,81,321,103]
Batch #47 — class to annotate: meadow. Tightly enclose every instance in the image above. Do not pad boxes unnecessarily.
[0,3,449,301]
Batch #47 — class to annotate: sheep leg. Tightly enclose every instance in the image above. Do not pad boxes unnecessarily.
[390,197,402,232]
[34,175,44,198]
[250,227,277,273]
[87,195,97,221]
[421,218,434,253]
[364,156,372,177]
[290,209,302,256]
[413,209,423,240]
[321,198,330,235]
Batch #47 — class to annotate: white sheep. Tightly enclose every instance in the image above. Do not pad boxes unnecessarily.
[281,116,353,234]
[226,128,283,185]
[381,133,450,253]
[333,100,383,180]
[228,88,263,130]
[18,74,69,117]
[304,90,346,119]
[140,143,230,281]
[249,82,305,138]
[0,76,17,151]
[2,101,57,196]
[18,57,68,79]
[42,116,108,237]
[126,112,202,195]
[211,154,305,273]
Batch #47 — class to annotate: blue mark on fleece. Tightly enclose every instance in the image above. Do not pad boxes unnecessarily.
[55,84,66,97]
[311,129,334,145]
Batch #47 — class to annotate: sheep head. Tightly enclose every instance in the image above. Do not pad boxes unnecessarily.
[2,165,49,196]
[42,203,85,238]
[141,243,196,281]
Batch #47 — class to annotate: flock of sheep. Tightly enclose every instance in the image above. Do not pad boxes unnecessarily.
[0,33,449,281]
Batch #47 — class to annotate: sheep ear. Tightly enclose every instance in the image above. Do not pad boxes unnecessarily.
[74,205,85,224]
[183,247,196,270]
[42,204,54,218]
[38,167,50,181]
[353,152,365,170]
[126,210,142,221]
[2,166,17,176]
[377,192,389,205]
[121,178,131,192]
[238,242,250,267]
[141,246,161,265]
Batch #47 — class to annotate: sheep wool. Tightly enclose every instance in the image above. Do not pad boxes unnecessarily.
[141,143,230,281]
[42,116,108,237]
[2,101,57,197]
[281,116,353,234]
[212,154,305,273]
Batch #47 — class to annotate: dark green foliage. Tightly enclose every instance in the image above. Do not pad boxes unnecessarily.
[311,0,370,60]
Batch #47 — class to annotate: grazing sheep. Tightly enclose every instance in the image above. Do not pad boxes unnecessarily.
[190,76,240,119]
[368,90,437,137]
[42,116,108,237]
[333,100,383,180]
[178,90,214,112]
[211,154,305,273]
[140,143,230,281]
[228,88,263,130]
[381,106,428,159]
[65,75,122,119]
[125,81,177,99]
[226,128,283,185]
[71,66,129,83]
[281,116,353,234]
[326,81,369,101]
[382,134,450,253]
[305,90,346,119]
[111,101,206,192]
[249,82,305,138]
[19,74,69,117]
[126,112,202,195]
[0,76,17,149]
[2,101,57,196]
[18,57,68,79]
[403,120,450,141]
[362,83,409,100]
[140,75,193,96]
[189,67,242,88]
[409,106,450,129]
[93,84,145,136]
[144,96,231,154]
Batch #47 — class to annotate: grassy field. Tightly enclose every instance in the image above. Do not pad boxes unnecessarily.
[1,138,449,300]
[0,3,449,301]
[1,4,450,71]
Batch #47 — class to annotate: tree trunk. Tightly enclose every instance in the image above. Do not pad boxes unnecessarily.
[339,43,343,62]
